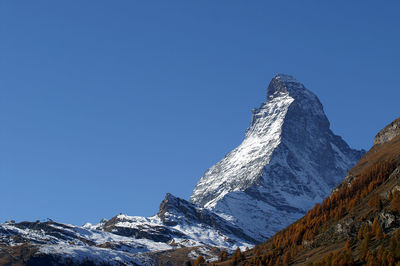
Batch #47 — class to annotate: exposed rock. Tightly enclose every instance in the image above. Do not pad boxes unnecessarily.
[374,118,400,145]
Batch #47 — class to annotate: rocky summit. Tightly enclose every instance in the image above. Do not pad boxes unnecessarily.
[191,74,364,241]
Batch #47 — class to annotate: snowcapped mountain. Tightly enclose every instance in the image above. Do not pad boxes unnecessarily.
[0,74,365,265]
[0,194,254,265]
[191,74,364,241]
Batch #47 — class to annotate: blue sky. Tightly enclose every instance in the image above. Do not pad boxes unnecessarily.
[1,1,399,225]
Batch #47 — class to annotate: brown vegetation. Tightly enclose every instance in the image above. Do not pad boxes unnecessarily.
[214,153,399,265]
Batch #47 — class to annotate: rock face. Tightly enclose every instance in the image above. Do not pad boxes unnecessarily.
[374,118,400,145]
[191,74,364,241]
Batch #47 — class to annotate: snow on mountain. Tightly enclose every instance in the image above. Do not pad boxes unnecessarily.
[94,193,255,249]
[0,194,254,265]
[0,221,160,265]
[191,74,364,241]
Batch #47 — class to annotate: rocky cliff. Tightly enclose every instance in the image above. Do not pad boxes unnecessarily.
[374,118,400,145]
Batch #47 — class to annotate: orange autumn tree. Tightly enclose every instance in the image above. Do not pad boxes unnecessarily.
[242,159,398,265]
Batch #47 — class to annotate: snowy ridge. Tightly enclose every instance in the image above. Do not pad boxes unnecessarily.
[96,193,255,249]
[191,74,364,241]
[191,93,294,208]
[0,194,254,265]
[0,221,162,265]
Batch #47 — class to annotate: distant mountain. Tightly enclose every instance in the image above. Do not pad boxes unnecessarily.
[0,193,254,265]
[218,117,400,265]
[88,193,256,249]
[191,74,364,241]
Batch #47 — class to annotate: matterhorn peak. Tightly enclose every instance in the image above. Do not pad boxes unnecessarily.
[191,74,364,241]
[267,74,304,98]
[275,73,298,81]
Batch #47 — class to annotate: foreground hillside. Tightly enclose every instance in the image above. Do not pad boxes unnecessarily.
[215,118,400,265]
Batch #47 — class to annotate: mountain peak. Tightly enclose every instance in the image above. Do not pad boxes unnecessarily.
[158,193,180,218]
[191,74,364,241]
[275,73,298,83]
[267,73,306,99]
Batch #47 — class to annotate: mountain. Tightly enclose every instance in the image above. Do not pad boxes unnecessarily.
[0,74,366,265]
[88,193,256,249]
[0,194,254,265]
[217,117,400,265]
[191,74,364,241]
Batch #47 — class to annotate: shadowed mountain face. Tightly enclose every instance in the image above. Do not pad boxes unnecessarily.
[191,74,364,241]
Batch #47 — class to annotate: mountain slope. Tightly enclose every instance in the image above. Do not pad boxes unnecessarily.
[191,74,364,241]
[217,117,400,265]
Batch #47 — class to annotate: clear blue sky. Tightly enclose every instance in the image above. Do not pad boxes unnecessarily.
[1,1,399,225]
